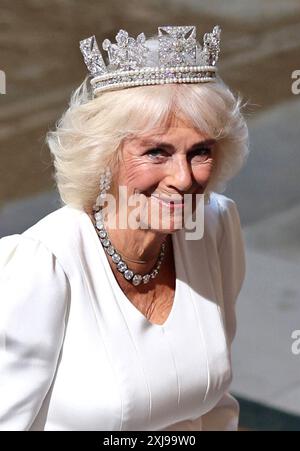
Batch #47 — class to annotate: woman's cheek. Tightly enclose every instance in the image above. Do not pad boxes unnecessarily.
[193,160,215,184]
[126,164,165,192]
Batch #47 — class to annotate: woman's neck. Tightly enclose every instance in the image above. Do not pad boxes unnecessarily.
[105,224,169,275]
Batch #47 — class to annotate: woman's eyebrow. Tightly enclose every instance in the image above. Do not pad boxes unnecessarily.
[140,138,216,150]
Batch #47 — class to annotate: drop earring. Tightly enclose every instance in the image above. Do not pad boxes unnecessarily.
[93,167,112,212]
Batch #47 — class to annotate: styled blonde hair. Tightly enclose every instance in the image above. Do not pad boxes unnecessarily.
[46,75,249,212]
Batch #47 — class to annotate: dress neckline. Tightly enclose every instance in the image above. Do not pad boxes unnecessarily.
[107,235,180,329]
[82,209,182,329]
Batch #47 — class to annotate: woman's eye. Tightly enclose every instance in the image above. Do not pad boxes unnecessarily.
[145,147,212,161]
[146,148,168,159]
[189,148,212,161]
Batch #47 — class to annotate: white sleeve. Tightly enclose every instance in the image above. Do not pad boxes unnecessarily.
[217,196,246,346]
[201,197,246,431]
[0,235,69,431]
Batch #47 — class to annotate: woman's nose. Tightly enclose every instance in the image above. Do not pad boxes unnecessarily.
[165,156,193,193]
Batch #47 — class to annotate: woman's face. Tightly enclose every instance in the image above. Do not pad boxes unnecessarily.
[113,117,216,233]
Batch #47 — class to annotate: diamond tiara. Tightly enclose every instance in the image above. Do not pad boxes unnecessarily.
[80,25,221,97]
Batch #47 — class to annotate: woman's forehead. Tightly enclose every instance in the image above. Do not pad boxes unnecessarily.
[125,126,212,149]
[134,115,202,137]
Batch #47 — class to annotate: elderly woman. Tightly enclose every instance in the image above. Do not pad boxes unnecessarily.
[0,26,248,431]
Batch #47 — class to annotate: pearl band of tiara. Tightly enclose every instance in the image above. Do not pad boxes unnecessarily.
[79,25,221,97]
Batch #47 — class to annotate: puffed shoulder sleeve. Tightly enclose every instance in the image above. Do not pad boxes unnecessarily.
[217,196,246,346]
[0,235,69,430]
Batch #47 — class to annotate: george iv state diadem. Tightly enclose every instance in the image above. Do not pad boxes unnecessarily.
[79,25,221,97]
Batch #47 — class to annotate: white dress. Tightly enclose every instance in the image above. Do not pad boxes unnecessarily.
[0,193,245,431]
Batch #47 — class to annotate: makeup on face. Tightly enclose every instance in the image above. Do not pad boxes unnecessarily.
[115,123,216,231]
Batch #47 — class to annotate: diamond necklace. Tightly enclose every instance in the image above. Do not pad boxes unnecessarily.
[93,209,166,286]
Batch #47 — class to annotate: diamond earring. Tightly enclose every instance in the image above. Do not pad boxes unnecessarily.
[93,167,112,211]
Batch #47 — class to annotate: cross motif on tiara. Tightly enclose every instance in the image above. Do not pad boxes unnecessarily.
[158,26,197,67]
[102,29,149,71]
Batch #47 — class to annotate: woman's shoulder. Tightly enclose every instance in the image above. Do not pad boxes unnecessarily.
[201,192,239,244]
[207,192,238,215]
[209,192,243,238]
[22,205,85,242]
[206,192,241,233]
[0,205,88,275]
[0,229,70,330]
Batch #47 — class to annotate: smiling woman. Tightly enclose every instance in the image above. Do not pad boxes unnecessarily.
[47,78,248,213]
[0,26,249,431]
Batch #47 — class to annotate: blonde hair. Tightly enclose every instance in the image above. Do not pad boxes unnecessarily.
[46,75,249,212]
